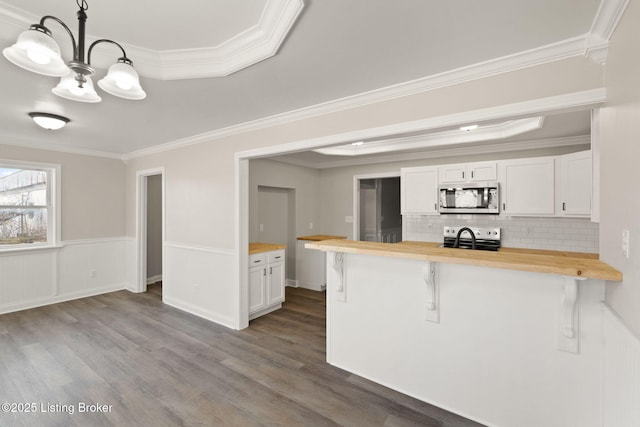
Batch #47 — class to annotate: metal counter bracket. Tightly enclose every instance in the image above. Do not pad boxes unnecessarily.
[424,261,439,323]
[558,276,585,353]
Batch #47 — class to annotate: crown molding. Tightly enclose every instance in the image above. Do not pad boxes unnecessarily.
[122,31,606,160]
[590,0,631,40]
[585,0,631,64]
[126,87,605,162]
[273,135,591,170]
[0,0,304,80]
[0,137,122,160]
[313,117,545,156]
[130,0,304,79]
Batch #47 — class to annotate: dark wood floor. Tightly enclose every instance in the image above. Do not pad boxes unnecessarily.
[0,285,484,426]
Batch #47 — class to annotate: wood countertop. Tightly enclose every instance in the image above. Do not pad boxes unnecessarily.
[297,234,347,241]
[249,243,287,254]
[305,240,622,281]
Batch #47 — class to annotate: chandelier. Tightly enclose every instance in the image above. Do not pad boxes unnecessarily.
[3,0,146,103]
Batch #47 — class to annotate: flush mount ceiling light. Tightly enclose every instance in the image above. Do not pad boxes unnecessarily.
[315,117,545,156]
[459,124,479,132]
[29,112,70,130]
[3,0,146,103]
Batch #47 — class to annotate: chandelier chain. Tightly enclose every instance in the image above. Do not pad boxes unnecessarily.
[76,0,88,12]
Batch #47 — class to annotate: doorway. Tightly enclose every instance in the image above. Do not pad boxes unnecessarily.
[256,185,296,280]
[135,168,164,295]
[354,175,402,242]
[146,174,163,296]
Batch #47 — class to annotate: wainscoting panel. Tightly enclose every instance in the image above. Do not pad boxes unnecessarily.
[0,238,127,315]
[163,242,236,329]
[0,250,56,307]
[604,304,640,427]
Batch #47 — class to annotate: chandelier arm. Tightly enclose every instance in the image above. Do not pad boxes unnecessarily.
[38,15,78,61]
[87,39,131,65]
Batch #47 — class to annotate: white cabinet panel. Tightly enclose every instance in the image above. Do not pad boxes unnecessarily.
[501,157,555,215]
[267,261,285,305]
[440,162,497,183]
[559,151,591,217]
[439,165,466,183]
[401,166,438,214]
[248,265,267,313]
[469,162,498,181]
[249,249,285,319]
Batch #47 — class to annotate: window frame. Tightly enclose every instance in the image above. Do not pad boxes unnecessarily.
[0,159,61,252]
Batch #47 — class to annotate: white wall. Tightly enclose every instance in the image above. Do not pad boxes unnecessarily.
[598,3,640,425]
[249,158,320,241]
[0,145,127,313]
[327,253,605,427]
[600,0,640,338]
[124,56,603,329]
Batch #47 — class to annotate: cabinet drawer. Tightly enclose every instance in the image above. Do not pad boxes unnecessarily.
[268,250,285,264]
[249,254,266,267]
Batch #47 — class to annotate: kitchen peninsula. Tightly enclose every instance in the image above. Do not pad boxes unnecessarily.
[307,239,622,427]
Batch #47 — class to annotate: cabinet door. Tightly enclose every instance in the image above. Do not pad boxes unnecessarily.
[439,164,466,183]
[501,158,555,215]
[401,167,439,214]
[468,162,497,181]
[560,151,591,217]
[248,266,267,314]
[267,261,285,305]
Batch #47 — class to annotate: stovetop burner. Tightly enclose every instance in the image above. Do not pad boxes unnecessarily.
[442,226,501,251]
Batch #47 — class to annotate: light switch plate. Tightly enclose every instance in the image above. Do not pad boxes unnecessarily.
[622,229,630,259]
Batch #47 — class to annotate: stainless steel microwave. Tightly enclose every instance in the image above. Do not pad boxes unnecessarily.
[438,182,500,214]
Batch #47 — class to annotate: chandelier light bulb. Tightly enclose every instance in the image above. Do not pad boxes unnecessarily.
[27,48,52,65]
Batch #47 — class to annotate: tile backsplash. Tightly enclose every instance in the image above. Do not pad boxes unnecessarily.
[403,215,599,253]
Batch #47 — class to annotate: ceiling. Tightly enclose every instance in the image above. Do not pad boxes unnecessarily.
[0,0,606,159]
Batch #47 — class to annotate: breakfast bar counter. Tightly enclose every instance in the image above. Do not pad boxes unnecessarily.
[305,239,622,281]
[307,238,620,427]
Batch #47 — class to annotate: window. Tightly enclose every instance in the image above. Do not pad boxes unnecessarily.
[0,161,60,250]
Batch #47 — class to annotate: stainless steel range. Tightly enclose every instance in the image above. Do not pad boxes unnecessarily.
[442,226,501,251]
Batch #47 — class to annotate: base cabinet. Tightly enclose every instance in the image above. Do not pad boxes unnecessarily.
[249,249,285,320]
[296,239,327,291]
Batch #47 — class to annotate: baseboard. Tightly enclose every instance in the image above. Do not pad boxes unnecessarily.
[0,283,126,315]
[327,359,496,427]
[603,303,640,427]
[286,279,298,287]
[146,275,163,285]
[163,295,236,330]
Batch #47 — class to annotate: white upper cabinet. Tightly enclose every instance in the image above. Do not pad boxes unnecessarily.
[558,150,592,217]
[401,166,439,214]
[439,162,497,184]
[500,157,555,216]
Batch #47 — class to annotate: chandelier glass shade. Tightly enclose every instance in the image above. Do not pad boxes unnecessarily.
[52,71,101,103]
[29,112,70,130]
[2,0,146,102]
